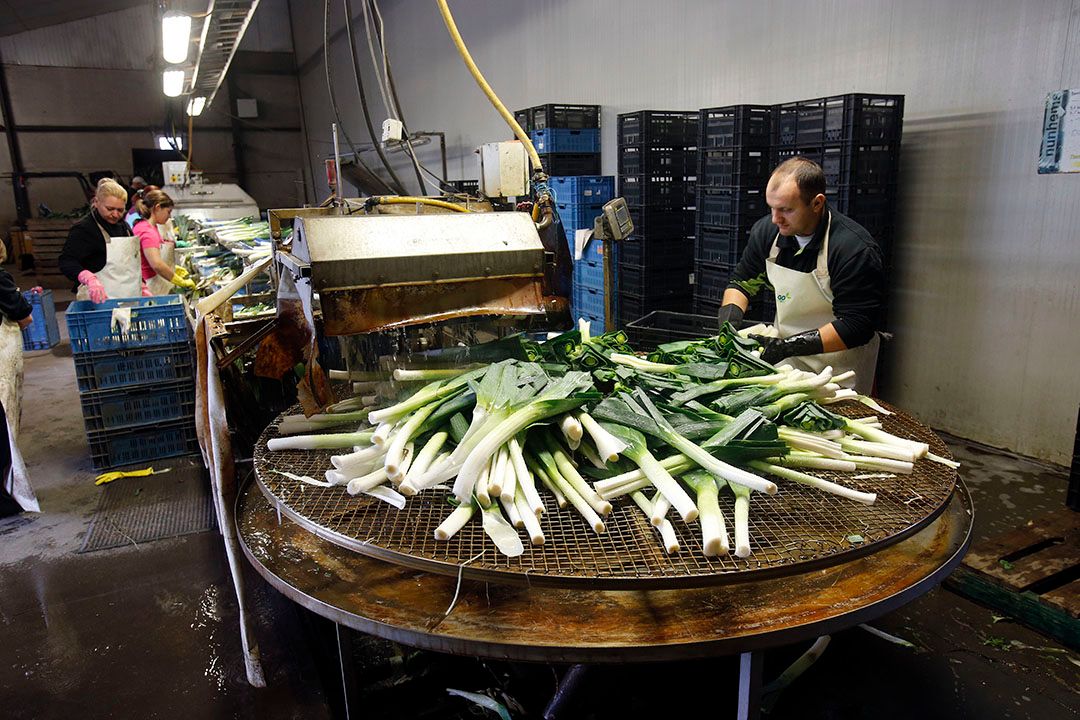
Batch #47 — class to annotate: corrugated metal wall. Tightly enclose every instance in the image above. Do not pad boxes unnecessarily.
[291,0,1080,465]
[0,5,156,70]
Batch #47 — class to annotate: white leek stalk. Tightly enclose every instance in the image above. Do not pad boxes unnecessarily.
[435,500,476,540]
[515,487,545,545]
[750,461,877,505]
[560,414,583,450]
[267,431,374,451]
[508,437,544,515]
[630,491,679,554]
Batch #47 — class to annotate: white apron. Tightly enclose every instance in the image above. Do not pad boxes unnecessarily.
[76,219,142,301]
[0,316,37,512]
[765,211,880,395]
[146,235,177,296]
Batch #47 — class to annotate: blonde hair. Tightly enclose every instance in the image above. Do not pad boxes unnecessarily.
[95,178,128,203]
[135,189,174,219]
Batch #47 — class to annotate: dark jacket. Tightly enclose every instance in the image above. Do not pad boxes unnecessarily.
[0,268,31,323]
[58,209,133,286]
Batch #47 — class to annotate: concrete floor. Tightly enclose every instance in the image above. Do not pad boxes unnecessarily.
[0,281,1076,719]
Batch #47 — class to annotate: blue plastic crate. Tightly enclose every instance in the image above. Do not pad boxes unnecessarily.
[549,176,614,205]
[573,285,607,319]
[557,201,605,228]
[66,297,190,353]
[530,128,601,154]
[73,342,195,393]
[572,311,609,334]
[563,226,605,263]
[573,259,605,290]
[20,289,60,351]
[87,417,200,470]
[79,380,196,433]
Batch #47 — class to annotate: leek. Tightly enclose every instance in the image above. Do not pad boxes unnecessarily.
[749,461,877,505]
[599,422,698,522]
[630,491,680,554]
[683,470,729,556]
[267,430,374,451]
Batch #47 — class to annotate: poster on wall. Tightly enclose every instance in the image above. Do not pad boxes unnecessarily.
[1038,89,1080,174]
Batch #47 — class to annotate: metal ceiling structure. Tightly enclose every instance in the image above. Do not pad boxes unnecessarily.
[190,0,261,109]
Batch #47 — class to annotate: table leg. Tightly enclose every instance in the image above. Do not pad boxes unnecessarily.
[542,663,590,720]
[737,651,763,720]
[336,623,358,720]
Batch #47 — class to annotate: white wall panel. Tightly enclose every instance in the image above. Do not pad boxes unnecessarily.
[292,0,1080,463]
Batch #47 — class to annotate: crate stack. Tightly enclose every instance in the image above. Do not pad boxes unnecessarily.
[773,94,904,320]
[694,105,775,321]
[65,297,197,470]
[20,289,60,351]
[616,110,698,327]
[516,103,602,177]
[550,175,616,331]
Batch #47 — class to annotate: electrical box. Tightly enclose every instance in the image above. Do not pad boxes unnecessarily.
[382,118,404,143]
[163,161,189,185]
[236,98,258,118]
[478,141,529,197]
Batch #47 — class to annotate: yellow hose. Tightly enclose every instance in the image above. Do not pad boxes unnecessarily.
[435,0,544,176]
[375,196,470,213]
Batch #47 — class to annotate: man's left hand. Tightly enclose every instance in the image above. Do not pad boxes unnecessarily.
[753,329,824,364]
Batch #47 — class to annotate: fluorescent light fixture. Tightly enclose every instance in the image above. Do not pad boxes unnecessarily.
[156,135,184,151]
[186,96,206,117]
[162,12,192,64]
[162,69,185,97]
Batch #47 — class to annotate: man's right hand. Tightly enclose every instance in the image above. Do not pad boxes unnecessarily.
[17,315,32,330]
[78,270,108,304]
[716,303,745,327]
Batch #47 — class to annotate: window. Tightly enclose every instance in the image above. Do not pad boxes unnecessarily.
[156,135,184,151]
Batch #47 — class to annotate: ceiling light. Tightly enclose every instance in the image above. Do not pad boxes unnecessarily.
[186,96,206,117]
[162,69,185,98]
[162,12,192,64]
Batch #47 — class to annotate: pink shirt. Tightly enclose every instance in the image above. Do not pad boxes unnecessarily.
[134,219,168,281]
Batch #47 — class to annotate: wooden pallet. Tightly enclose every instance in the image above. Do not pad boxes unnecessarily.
[946,508,1079,649]
[24,219,77,276]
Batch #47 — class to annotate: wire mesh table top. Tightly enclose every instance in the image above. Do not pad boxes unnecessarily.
[252,400,958,589]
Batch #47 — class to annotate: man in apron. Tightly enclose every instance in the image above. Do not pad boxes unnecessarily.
[58,178,143,302]
[715,157,885,394]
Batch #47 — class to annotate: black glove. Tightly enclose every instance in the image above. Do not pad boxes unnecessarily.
[716,304,745,327]
[752,329,824,365]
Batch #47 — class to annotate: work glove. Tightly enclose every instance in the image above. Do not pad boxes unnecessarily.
[173,265,191,281]
[78,270,108,304]
[716,303,745,327]
[751,329,824,365]
[171,274,196,290]
[94,466,165,486]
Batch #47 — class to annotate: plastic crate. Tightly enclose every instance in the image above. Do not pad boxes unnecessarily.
[627,207,694,238]
[698,147,772,187]
[618,145,692,176]
[573,285,607,319]
[556,201,606,228]
[775,143,898,186]
[775,94,904,147]
[530,128,601,154]
[66,297,189,353]
[514,108,532,132]
[692,262,735,303]
[79,380,196,433]
[828,184,895,216]
[20,289,60,351]
[616,235,693,266]
[541,153,601,176]
[617,291,692,328]
[73,341,194,393]
[549,176,614,205]
[697,187,767,228]
[563,228,606,264]
[573,259,606,290]
[619,174,694,209]
[618,111,698,146]
[695,225,754,266]
[447,179,480,194]
[700,105,774,148]
[618,262,692,297]
[531,104,601,130]
[573,310,609,334]
[625,311,720,350]
[87,416,200,470]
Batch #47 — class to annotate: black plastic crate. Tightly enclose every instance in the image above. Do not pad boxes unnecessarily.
[618,291,693,328]
[531,104,601,130]
[618,262,693,297]
[698,146,772,186]
[627,207,694,238]
[619,174,694,209]
[695,224,754,266]
[447,179,480,194]
[618,111,698,146]
[541,153,601,176]
[775,94,904,147]
[697,187,767,228]
[514,108,532,132]
[775,143,898,186]
[700,105,774,148]
[625,311,720,349]
[616,235,694,266]
[692,262,735,303]
[618,145,693,175]
[828,183,895,216]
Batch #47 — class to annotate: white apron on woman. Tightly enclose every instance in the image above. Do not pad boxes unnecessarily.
[765,211,880,395]
[0,316,37,512]
[75,220,142,301]
[146,235,177,296]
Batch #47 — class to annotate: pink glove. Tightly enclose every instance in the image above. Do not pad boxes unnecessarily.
[30,286,43,294]
[78,270,108,304]
[141,282,153,297]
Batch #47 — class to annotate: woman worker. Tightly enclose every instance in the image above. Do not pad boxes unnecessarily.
[0,243,37,516]
[132,189,194,295]
[58,178,142,302]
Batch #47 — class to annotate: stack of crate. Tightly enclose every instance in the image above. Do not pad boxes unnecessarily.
[551,175,616,331]
[616,110,698,327]
[516,103,602,177]
[65,297,197,470]
[19,289,61,351]
[694,105,775,321]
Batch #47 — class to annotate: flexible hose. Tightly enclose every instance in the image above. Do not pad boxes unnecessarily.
[435,0,544,176]
[373,196,470,213]
[344,0,406,194]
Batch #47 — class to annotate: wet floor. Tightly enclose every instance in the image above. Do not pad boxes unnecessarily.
[0,278,1076,718]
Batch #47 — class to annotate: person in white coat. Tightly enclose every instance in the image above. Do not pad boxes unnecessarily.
[0,243,37,516]
[715,157,885,394]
